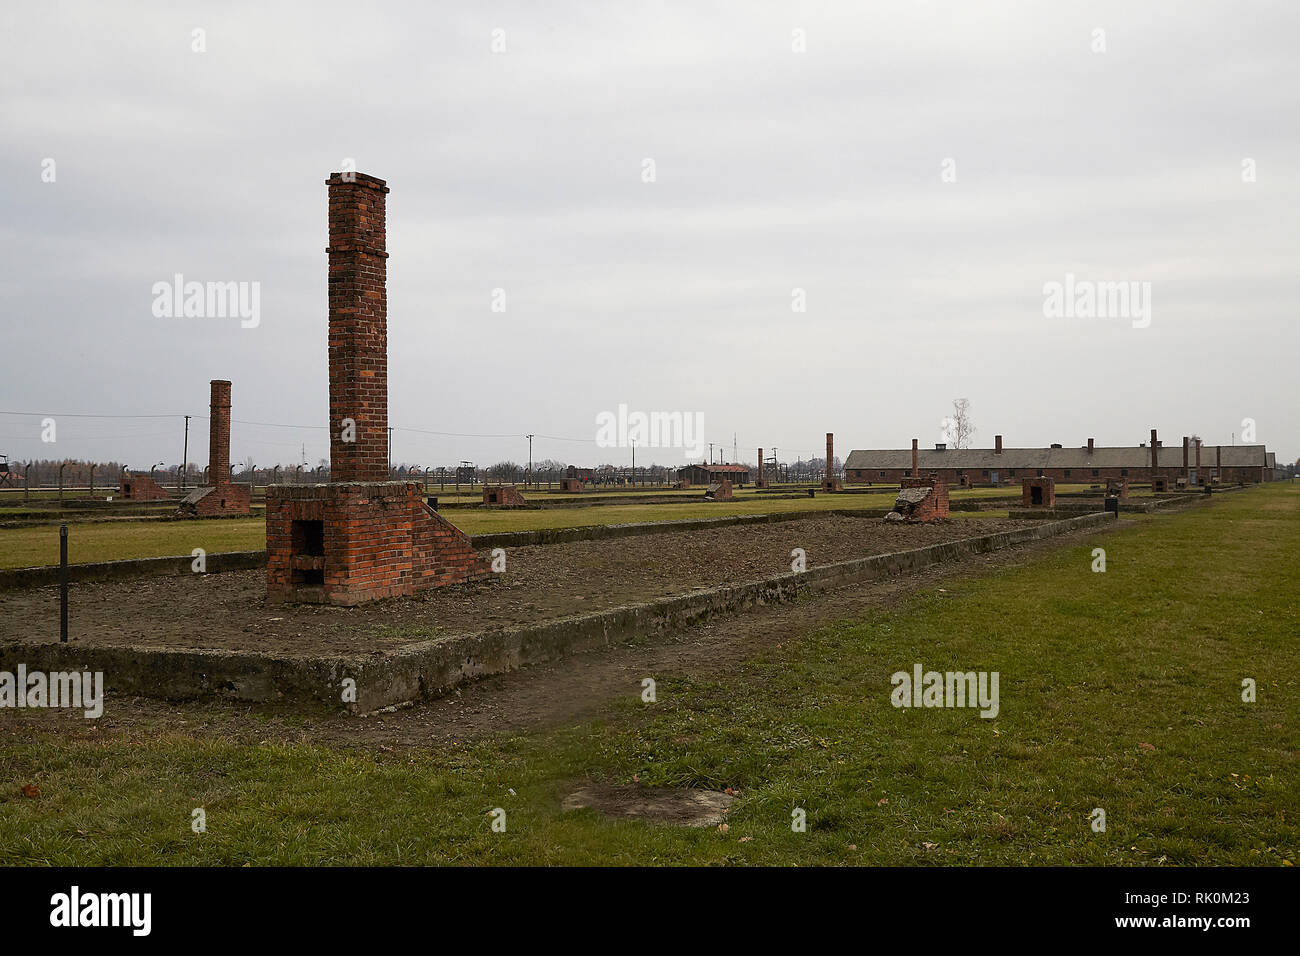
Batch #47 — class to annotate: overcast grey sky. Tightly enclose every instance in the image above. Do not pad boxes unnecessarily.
[2,0,1296,472]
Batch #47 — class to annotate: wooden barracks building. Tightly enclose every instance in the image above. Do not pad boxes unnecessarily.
[844,432,1276,487]
[677,463,752,485]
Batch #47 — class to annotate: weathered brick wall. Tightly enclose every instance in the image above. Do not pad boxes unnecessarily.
[559,478,585,492]
[327,172,390,483]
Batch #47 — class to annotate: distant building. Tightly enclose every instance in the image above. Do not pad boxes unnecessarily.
[845,437,1274,486]
[677,463,751,485]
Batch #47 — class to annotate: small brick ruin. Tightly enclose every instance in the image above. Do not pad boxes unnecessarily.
[1105,477,1129,499]
[266,171,491,605]
[178,379,252,516]
[559,478,585,493]
[1152,476,1170,493]
[119,474,170,501]
[890,475,949,522]
[482,484,526,506]
[1022,476,1055,507]
[821,433,842,492]
[704,479,733,500]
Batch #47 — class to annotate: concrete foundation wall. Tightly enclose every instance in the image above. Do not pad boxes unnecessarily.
[0,512,1114,713]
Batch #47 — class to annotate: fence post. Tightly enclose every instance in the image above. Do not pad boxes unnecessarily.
[60,524,69,643]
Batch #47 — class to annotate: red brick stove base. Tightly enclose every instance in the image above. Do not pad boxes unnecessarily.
[897,477,950,521]
[483,485,526,506]
[266,482,492,605]
[119,475,171,501]
[1021,477,1056,507]
[178,483,251,516]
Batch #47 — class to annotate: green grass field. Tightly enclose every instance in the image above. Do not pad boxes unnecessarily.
[1,484,1295,865]
[0,483,1119,569]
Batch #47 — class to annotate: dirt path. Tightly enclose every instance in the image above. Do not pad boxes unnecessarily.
[0,520,1124,750]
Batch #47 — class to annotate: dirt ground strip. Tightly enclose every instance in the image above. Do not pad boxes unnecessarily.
[0,520,1122,750]
[0,514,1038,656]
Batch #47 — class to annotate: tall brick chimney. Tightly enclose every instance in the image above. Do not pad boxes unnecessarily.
[1183,436,1190,476]
[1087,437,1094,455]
[209,379,231,487]
[1150,429,1159,472]
[757,448,763,483]
[264,170,490,606]
[826,433,834,478]
[1195,437,1202,473]
[327,171,390,483]
[995,435,1003,455]
[912,438,919,475]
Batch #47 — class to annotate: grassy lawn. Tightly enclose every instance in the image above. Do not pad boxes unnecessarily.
[0,484,1295,865]
[1,492,947,568]
[0,483,1126,569]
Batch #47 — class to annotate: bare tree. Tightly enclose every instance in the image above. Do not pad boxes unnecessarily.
[949,398,976,449]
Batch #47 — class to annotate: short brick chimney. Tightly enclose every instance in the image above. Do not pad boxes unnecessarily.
[995,434,1003,455]
[1087,437,1094,455]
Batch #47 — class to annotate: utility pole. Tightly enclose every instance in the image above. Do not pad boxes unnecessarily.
[526,434,534,488]
[181,415,190,490]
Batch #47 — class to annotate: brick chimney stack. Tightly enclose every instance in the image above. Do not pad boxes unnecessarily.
[1087,437,1094,455]
[1183,436,1190,476]
[1150,429,1159,472]
[912,438,919,475]
[327,171,390,483]
[209,379,231,487]
[995,435,1003,455]
[757,448,763,483]
[1196,437,1202,473]
[826,433,834,479]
